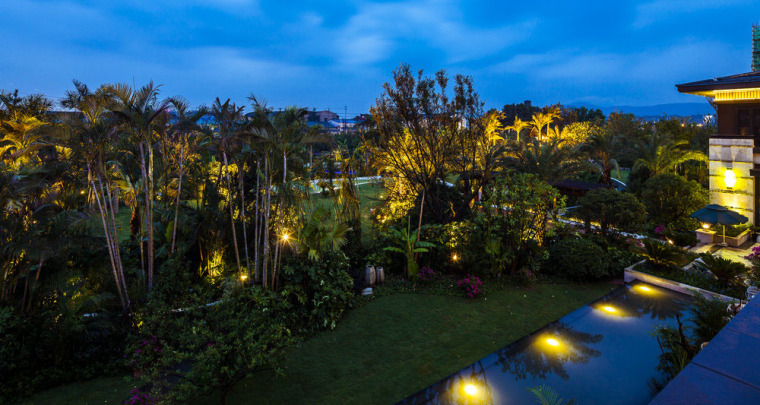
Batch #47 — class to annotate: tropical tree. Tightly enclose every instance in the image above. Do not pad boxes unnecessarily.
[530,110,559,141]
[633,133,707,177]
[107,82,171,291]
[504,138,586,184]
[505,117,529,142]
[383,220,435,280]
[579,130,620,185]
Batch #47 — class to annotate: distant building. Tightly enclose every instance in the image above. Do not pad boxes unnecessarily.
[306,110,339,122]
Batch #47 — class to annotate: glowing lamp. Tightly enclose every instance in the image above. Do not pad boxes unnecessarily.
[724,169,736,189]
[602,306,617,313]
[452,254,459,261]
[546,338,560,347]
[240,274,248,281]
[702,223,710,230]
[281,234,290,242]
[463,384,478,396]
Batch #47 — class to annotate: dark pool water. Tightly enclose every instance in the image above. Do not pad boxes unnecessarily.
[401,281,694,405]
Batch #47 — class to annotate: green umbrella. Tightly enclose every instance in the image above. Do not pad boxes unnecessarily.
[690,204,749,245]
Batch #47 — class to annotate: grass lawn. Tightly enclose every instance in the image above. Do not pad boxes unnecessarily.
[26,281,614,404]
[614,168,630,184]
[309,182,385,235]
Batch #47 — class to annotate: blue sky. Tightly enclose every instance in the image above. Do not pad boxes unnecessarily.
[1,0,759,113]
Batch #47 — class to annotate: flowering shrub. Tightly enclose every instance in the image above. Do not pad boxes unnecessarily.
[126,389,156,405]
[744,246,760,286]
[127,335,164,375]
[654,225,666,235]
[418,266,436,281]
[457,275,483,298]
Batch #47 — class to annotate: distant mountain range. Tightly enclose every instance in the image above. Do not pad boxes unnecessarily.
[570,102,714,118]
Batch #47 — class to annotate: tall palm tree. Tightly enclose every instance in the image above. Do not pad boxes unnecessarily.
[167,98,207,254]
[580,131,621,185]
[66,84,131,310]
[210,98,250,277]
[107,82,170,291]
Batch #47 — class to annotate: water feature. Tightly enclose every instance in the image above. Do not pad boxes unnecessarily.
[401,281,694,405]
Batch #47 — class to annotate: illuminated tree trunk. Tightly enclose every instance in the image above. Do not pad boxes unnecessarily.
[240,163,251,276]
[223,151,242,274]
[262,155,271,287]
[253,158,260,283]
[171,142,185,254]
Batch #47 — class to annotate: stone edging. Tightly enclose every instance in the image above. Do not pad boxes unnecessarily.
[623,260,737,303]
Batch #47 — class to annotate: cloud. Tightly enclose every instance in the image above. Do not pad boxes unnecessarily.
[632,0,751,28]
[331,0,537,66]
[485,40,744,105]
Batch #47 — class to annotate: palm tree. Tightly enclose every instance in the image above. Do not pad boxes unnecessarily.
[504,138,586,184]
[66,84,131,310]
[210,98,249,277]
[530,110,559,141]
[579,131,621,185]
[633,133,707,177]
[107,82,170,291]
[638,239,682,268]
[0,112,51,168]
[167,98,207,254]
[505,117,529,143]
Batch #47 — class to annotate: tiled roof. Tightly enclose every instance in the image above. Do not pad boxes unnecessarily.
[677,71,760,93]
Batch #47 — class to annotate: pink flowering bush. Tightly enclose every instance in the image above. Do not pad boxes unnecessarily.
[418,266,436,281]
[744,246,760,286]
[126,389,156,405]
[127,335,164,376]
[654,224,666,235]
[457,275,483,298]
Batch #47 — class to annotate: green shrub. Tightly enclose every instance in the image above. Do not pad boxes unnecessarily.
[544,238,609,281]
[131,288,295,403]
[280,250,356,331]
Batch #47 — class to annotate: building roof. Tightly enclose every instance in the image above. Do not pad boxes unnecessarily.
[677,71,760,96]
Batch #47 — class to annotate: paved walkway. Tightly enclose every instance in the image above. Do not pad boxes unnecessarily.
[650,295,760,404]
[689,243,758,267]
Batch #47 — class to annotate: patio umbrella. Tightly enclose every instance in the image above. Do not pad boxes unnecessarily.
[690,204,749,245]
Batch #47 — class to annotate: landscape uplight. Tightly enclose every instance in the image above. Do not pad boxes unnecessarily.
[545,338,560,347]
[602,305,617,313]
[463,384,478,396]
[452,253,459,261]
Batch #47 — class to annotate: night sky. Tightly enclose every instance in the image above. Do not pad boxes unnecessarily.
[2,0,759,113]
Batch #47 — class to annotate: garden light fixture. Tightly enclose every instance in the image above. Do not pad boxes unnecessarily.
[724,168,736,189]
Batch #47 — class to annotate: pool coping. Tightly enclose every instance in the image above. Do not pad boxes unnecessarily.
[623,261,738,303]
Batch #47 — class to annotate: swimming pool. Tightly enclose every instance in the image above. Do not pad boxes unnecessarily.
[401,281,694,404]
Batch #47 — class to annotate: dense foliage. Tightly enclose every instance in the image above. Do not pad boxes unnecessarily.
[0,63,719,402]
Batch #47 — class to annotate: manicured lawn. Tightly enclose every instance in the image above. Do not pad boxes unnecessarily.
[26,281,614,404]
[221,282,614,404]
[21,376,137,405]
[310,182,385,235]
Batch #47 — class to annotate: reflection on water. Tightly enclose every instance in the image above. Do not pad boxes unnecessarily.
[400,282,693,405]
[497,323,602,381]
